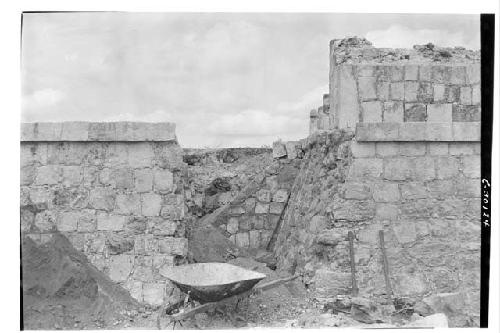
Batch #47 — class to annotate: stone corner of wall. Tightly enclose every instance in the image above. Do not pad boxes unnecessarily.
[21,121,177,142]
[355,122,480,142]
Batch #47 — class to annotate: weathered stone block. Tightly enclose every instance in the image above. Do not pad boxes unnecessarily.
[373,183,400,202]
[112,168,134,189]
[376,142,399,157]
[77,210,96,232]
[450,66,467,84]
[141,193,162,216]
[427,104,452,122]
[399,143,426,156]
[249,230,261,248]
[108,254,134,282]
[398,123,426,141]
[431,66,451,84]
[125,143,153,168]
[158,237,188,256]
[255,202,270,214]
[419,65,432,81]
[256,189,271,202]
[272,141,287,159]
[377,81,390,100]
[34,210,57,232]
[115,194,142,215]
[414,157,436,180]
[425,123,453,141]
[272,189,289,203]
[466,64,480,84]
[404,65,419,80]
[56,211,79,231]
[452,122,480,141]
[21,165,36,186]
[227,217,239,234]
[351,142,375,158]
[149,218,177,236]
[35,165,60,185]
[343,182,372,200]
[452,104,480,122]
[89,187,115,210]
[135,169,153,192]
[472,84,481,104]
[400,183,428,200]
[392,222,417,244]
[462,155,480,178]
[390,82,404,100]
[417,82,433,103]
[390,66,404,81]
[455,178,480,198]
[235,232,250,248]
[375,204,399,220]
[449,143,475,156]
[433,84,446,102]
[244,198,256,212]
[383,158,414,181]
[357,65,374,77]
[134,235,158,255]
[404,81,419,102]
[460,86,472,105]
[361,101,382,122]
[383,101,404,122]
[358,77,377,100]
[348,158,383,178]
[428,143,449,155]
[229,205,245,215]
[61,166,82,187]
[435,157,460,179]
[97,213,127,231]
[356,123,399,141]
[404,103,427,122]
[269,202,285,214]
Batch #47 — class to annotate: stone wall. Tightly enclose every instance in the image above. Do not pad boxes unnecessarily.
[210,160,300,251]
[20,122,188,307]
[273,38,481,327]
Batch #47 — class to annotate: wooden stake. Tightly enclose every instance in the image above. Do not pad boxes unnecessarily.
[348,231,358,296]
[378,230,393,300]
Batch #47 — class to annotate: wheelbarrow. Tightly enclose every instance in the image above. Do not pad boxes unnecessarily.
[157,262,300,328]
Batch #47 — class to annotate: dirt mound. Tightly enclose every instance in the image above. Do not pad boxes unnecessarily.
[22,233,141,330]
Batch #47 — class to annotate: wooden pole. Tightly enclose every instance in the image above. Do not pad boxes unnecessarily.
[348,231,358,296]
[378,230,393,301]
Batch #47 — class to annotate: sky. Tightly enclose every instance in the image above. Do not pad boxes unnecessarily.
[21,13,480,148]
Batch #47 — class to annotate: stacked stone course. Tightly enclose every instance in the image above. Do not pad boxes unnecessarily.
[21,122,187,306]
[273,38,481,327]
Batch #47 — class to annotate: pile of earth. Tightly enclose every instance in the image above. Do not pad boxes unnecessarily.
[21,233,148,330]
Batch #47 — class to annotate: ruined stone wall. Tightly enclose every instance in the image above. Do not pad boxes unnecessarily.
[273,38,481,327]
[20,122,188,307]
[210,160,300,251]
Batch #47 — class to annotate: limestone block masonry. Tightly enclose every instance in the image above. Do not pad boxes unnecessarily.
[21,122,188,307]
[273,37,481,327]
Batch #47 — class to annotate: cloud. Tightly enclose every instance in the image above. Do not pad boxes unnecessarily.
[22,88,65,110]
[365,25,478,50]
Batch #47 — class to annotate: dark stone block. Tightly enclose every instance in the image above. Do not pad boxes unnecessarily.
[404,103,427,122]
[452,104,480,122]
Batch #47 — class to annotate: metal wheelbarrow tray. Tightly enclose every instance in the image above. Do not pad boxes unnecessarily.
[160,262,267,303]
[159,262,300,324]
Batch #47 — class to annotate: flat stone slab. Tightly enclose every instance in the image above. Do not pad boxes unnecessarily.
[21,122,177,142]
[356,122,480,142]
